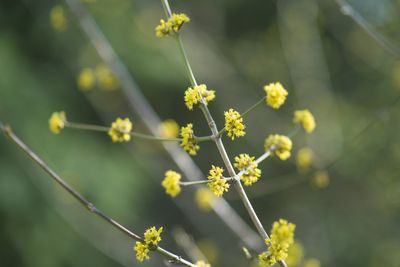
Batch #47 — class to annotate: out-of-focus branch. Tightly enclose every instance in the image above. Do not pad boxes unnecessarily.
[0,123,196,267]
[334,0,400,58]
[64,0,262,251]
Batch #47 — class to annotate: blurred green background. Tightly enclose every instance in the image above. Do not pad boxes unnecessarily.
[1,0,400,266]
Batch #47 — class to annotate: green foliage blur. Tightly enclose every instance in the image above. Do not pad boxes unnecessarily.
[1,0,400,266]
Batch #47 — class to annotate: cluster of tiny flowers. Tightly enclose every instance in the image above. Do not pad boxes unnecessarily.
[296,147,313,173]
[180,123,200,155]
[195,188,214,212]
[234,154,261,186]
[224,109,246,140]
[264,82,288,109]
[311,170,329,189]
[77,65,119,91]
[303,258,321,267]
[195,260,211,267]
[108,118,133,142]
[207,166,230,197]
[134,226,163,262]
[49,111,66,134]
[155,13,190,38]
[95,64,119,90]
[259,219,296,266]
[265,134,293,160]
[293,109,316,133]
[50,6,67,31]
[77,68,95,91]
[184,84,216,110]
[162,170,181,197]
[158,119,180,138]
[286,241,304,267]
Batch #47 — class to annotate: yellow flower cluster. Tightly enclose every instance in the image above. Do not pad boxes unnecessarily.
[303,258,321,267]
[180,123,200,155]
[158,119,180,138]
[77,68,95,91]
[95,64,119,90]
[311,170,329,189]
[207,166,230,197]
[155,13,190,38]
[265,134,292,160]
[50,6,67,31]
[184,84,216,110]
[196,260,211,267]
[224,109,246,140]
[195,188,214,212]
[49,111,67,134]
[162,170,181,197]
[76,65,119,91]
[286,241,304,267]
[134,226,163,262]
[108,118,132,142]
[259,219,296,266]
[234,154,261,186]
[264,82,288,109]
[293,109,316,133]
[296,148,313,173]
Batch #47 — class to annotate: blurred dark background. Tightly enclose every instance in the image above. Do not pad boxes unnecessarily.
[1,0,400,266]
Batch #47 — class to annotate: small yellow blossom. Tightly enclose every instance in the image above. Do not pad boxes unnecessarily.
[180,123,200,155]
[224,109,246,140]
[264,82,288,109]
[195,188,214,212]
[155,13,190,38]
[207,165,230,197]
[77,68,95,91]
[265,134,292,160]
[184,84,215,110]
[293,109,316,133]
[234,154,261,186]
[133,226,163,262]
[303,258,321,267]
[162,170,181,197]
[50,6,67,31]
[144,226,163,246]
[311,170,329,189]
[296,148,313,173]
[49,111,67,134]
[260,219,296,266]
[95,64,119,90]
[196,260,211,267]
[158,119,180,138]
[108,118,132,142]
[286,241,304,267]
[134,241,150,262]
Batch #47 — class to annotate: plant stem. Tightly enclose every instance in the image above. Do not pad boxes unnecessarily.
[163,1,288,265]
[0,123,196,267]
[66,122,212,142]
[218,96,266,136]
[177,36,197,87]
[180,177,233,187]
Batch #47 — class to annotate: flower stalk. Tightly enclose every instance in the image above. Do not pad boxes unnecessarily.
[160,1,288,266]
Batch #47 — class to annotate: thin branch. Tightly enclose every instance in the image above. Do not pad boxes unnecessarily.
[65,121,212,142]
[0,123,196,267]
[180,177,233,187]
[334,0,400,58]
[160,1,288,266]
